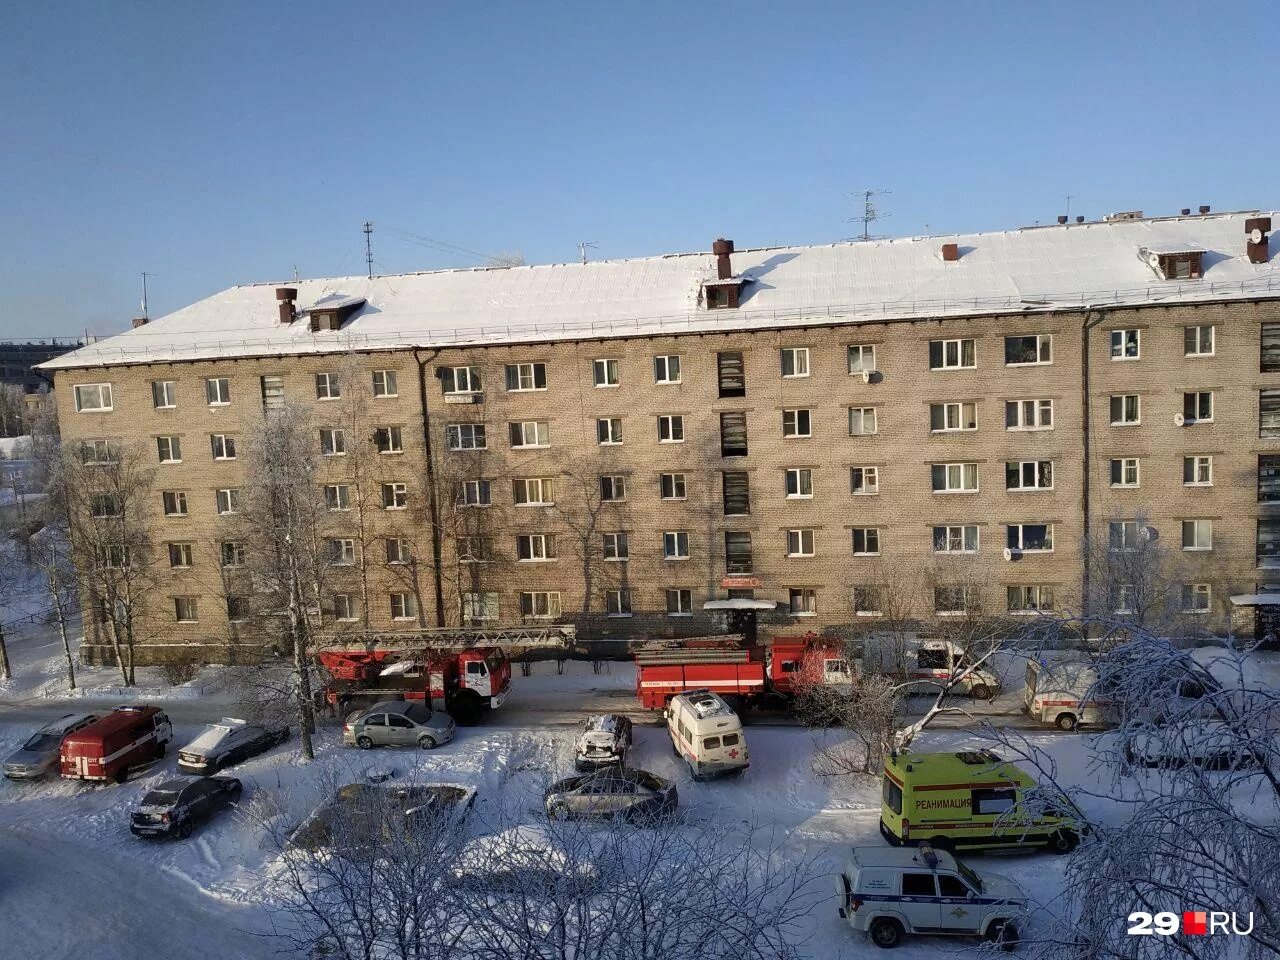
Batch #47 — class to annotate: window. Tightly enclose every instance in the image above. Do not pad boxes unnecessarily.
[780,347,810,378]
[1110,458,1140,488]
[931,462,978,493]
[1185,325,1215,357]
[168,543,194,568]
[1182,391,1213,424]
[328,538,356,565]
[1006,398,1053,430]
[99,544,131,569]
[390,593,418,621]
[324,484,351,510]
[73,383,113,412]
[851,528,880,556]
[80,439,118,465]
[517,533,556,561]
[599,475,626,501]
[91,494,122,518]
[785,468,813,499]
[929,402,976,433]
[314,372,340,400]
[151,380,176,409]
[372,369,399,397]
[848,407,878,436]
[381,483,408,509]
[386,537,413,564]
[220,541,245,568]
[320,427,346,456]
[514,477,554,506]
[1184,456,1213,486]
[593,358,620,387]
[717,351,745,398]
[663,531,690,560]
[1181,519,1213,551]
[788,588,817,616]
[850,466,879,496]
[374,426,404,453]
[934,585,977,615]
[1111,584,1136,615]
[205,377,231,405]
[1260,455,1280,503]
[1006,460,1053,491]
[157,436,182,463]
[603,532,629,560]
[1008,523,1053,552]
[852,585,884,616]
[332,594,357,622]
[210,434,237,460]
[657,414,684,443]
[462,592,499,622]
[174,597,199,623]
[725,531,752,574]
[162,491,188,517]
[1182,583,1211,613]
[781,409,812,438]
[847,344,876,375]
[972,788,1016,816]
[457,537,493,563]
[929,338,976,370]
[720,411,748,456]
[933,525,979,554]
[654,355,681,384]
[215,488,241,515]
[440,366,481,394]
[596,418,622,445]
[1262,324,1280,372]
[1260,519,1280,567]
[456,479,492,507]
[227,597,249,623]
[722,471,750,516]
[901,873,938,898]
[665,589,692,616]
[1109,521,1141,552]
[505,362,547,392]
[1109,329,1140,360]
[520,591,561,618]
[446,423,487,450]
[605,589,633,617]
[1262,390,1280,438]
[507,420,549,449]
[787,529,815,557]
[660,473,686,500]
[1109,394,1140,425]
[1005,334,1052,366]
[260,375,284,409]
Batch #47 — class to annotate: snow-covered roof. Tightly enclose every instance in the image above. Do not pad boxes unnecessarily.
[42,210,1280,370]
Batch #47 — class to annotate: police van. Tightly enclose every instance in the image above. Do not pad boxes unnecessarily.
[879,749,1080,853]
[836,844,1024,950]
[665,689,748,780]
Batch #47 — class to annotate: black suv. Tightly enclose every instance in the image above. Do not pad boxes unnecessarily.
[130,775,242,839]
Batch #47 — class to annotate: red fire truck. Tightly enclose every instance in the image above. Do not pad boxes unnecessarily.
[315,625,574,725]
[635,635,851,712]
[60,705,174,783]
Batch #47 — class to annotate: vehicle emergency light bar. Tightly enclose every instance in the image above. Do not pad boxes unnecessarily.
[314,624,576,653]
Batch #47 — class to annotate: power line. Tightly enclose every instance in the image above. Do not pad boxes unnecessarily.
[384,226,511,267]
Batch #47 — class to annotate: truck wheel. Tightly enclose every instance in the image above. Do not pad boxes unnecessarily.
[869,917,903,948]
[176,820,193,841]
[1056,713,1079,731]
[356,736,374,750]
[970,683,992,701]
[452,696,482,727]
[1047,829,1079,854]
[671,737,680,758]
[687,761,702,783]
[154,742,167,759]
[418,735,438,750]
[114,766,129,784]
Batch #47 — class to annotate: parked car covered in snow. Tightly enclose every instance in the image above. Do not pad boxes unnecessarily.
[177,718,289,775]
[1123,721,1264,770]
[342,700,455,750]
[574,714,632,771]
[453,825,606,893]
[3,713,99,780]
[544,768,677,821]
[130,776,243,840]
[290,782,477,854]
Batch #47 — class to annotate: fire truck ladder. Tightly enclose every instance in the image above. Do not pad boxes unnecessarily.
[315,624,575,655]
[634,636,749,667]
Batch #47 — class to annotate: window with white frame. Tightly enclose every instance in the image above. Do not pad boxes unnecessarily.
[320,427,346,456]
[374,426,403,453]
[174,597,199,623]
[606,589,633,617]
[210,434,237,460]
[390,592,418,621]
[1005,460,1053,491]
[665,589,692,616]
[1110,329,1140,360]
[1183,391,1213,424]
[73,383,114,412]
[328,538,356,565]
[80,439,118,464]
[848,407,878,436]
[456,479,492,507]
[1004,334,1052,366]
[788,587,817,616]
[654,355,681,384]
[1184,455,1213,486]
[934,585,977,615]
[1008,585,1054,613]
[157,436,182,463]
[516,533,556,561]
[372,369,399,397]
[315,372,340,400]
[333,594,357,622]
[847,344,876,375]
[596,418,622,445]
[787,529,815,557]
[1005,398,1053,430]
[440,366,481,394]
[599,475,626,501]
[168,542,194,569]
[850,466,879,496]
[602,531,629,560]
[1108,520,1141,551]
[385,537,412,564]
[931,462,978,492]
[1109,394,1140,425]
[785,468,813,499]
[929,338,976,370]
[1111,584,1136,614]
[593,358,620,387]
[852,585,884,616]
[782,409,812,438]
[930,401,976,433]
[851,528,880,556]
[1181,519,1213,551]
[514,477,554,506]
[205,377,231,405]
[657,414,684,442]
[457,536,493,563]
[781,347,810,378]
[1184,325,1215,357]
[324,484,350,510]
[510,421,550,449]
[1007,523,1053,552]
[151,380,177,409]
[520,591,561,618]
[463,592,500,622]
[1110,458,1140,488]
[933,525,979,554]
[663,531,689,560]
[1182,583,1211,613]
[215,488,241,514]
[381,483,408,509]
[162,491,188,517]
[220,541,245,568]
[660,473,686,500]
[446,423,487,450]
[505,362,547,391]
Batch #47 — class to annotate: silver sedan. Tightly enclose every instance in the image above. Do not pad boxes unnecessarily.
[3,713,100,780]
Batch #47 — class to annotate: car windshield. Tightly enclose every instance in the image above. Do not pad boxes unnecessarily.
[22,733,60,751]
[142,790,180,806]
[954,860,984,893]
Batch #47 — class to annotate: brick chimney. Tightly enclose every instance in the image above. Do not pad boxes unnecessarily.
[712,238,735,280]
[131,317,148,328]
[941,243,960,262]
[1199,205,1211,215]
[1246,217,1272,264]
[276,287,298,324]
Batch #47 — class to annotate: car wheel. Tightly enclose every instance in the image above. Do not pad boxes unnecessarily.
[869,917,903,948]
[970,684,992,701]
[548,802,571,821]
[1047,829,1079,854]
[687,761,702,783]
[671,737,680,758]
[228,780,243,798]
[988,920,1019,952]
[114,766,129,784]
[418,736,438,750]
[176,820,193,840]
[356,736,374,750]
[1056,713,1079,732]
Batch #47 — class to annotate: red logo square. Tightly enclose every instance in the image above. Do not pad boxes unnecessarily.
[1182,912,1207,936]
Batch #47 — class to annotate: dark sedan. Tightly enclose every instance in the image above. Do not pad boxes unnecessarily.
[544,768,677,822]
[130,776,242,839]
[177,718,289,775]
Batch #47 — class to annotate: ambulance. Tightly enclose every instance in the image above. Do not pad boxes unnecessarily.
[1023,656,1115,731]
[879,749,1081,853]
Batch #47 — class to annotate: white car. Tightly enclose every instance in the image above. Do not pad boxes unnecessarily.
[836,845,1024,950]
[1124,721,1263,770]
[574,714,633,771]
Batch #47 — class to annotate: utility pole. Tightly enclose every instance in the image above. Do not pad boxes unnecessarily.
[363,221,374,279]
[578,241,597,264]
[849,189,891,241]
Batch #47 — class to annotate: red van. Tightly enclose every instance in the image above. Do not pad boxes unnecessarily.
[61,705,174,783]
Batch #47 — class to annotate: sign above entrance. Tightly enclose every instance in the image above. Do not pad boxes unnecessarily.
[720,576,762,589]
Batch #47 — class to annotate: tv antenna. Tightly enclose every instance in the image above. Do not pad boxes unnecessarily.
[140,272,154,319]
[849,189,891,241]
[1065,194,1076,219]
[577,240,598,264]
[363,221,374,278]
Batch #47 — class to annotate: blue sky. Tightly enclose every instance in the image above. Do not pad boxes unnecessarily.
[2,1,1276,339]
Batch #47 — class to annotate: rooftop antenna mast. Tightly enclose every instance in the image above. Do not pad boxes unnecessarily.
[140,272,154,319]
[578,241,598,264]
[1066,194,1076,219]
[849,189,891,241]
[363,221,374,278]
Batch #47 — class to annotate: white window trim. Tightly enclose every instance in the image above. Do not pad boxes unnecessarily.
[152,381,177,409]
[593,358,621,388]
[851,529,880,557]
[1007,524,1055,554]
[206,378,231,406]
[1006,461,1055,492]
[782,409,812,439]
[1109,395,1141,426]
[785,468,813,500]
[930,402,977,434]
[1109,329,1141,361]
[930,338,977,371]
[847,344,876,375]
[372,370,399,397]
[1110,458,1141,489]
[511,423,551,449]
[657,415,685,443]
[506,363,548,393]
[932,463,980,494]
[850,467,880,497]
[781,347,811,379]
[1184,456,1213,487]
[1004,334,1053,367]
[848,408,879,436]
[933,525,980,555]
[597,419,623,445]
[786,529,816,558]
[1181,520,1213,552]
[1184,325,1216,358]
[73,383,114,413]
[654,355,682,385]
